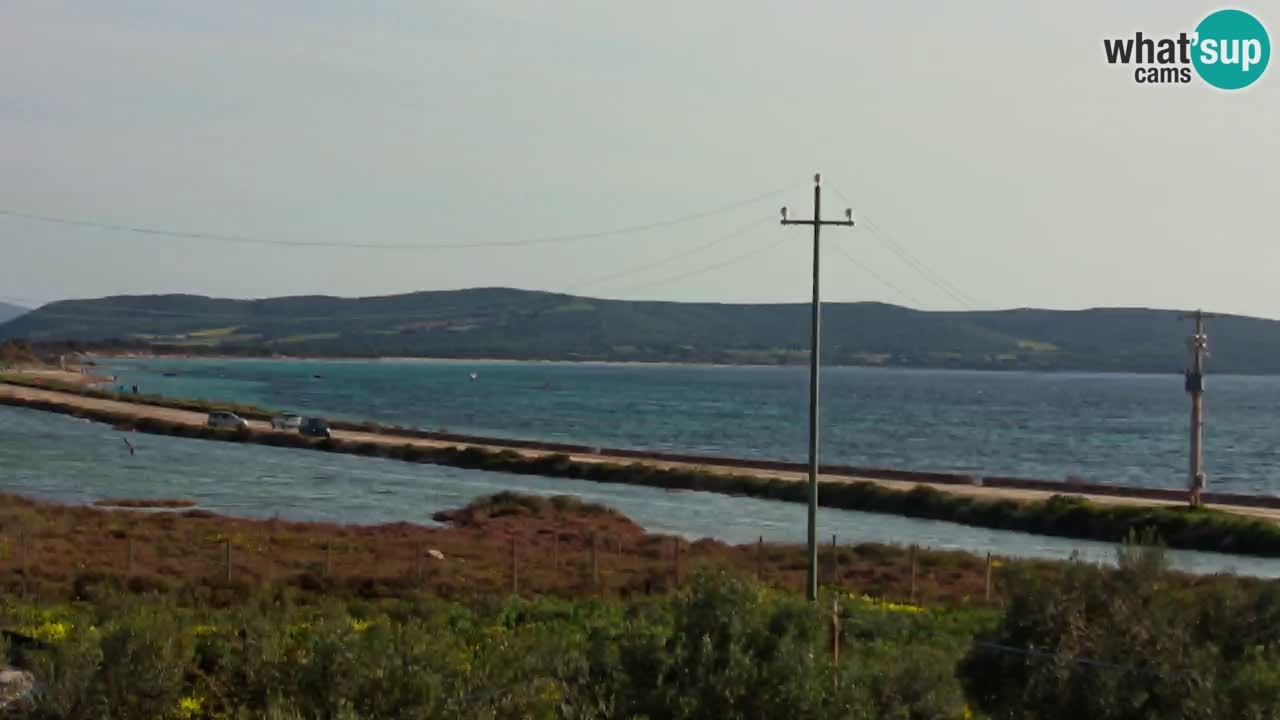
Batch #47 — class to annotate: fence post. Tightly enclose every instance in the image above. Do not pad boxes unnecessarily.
[756,536,763,580]
[127,536,135,577]
[909,544,918,604]
[673,537,682,588]
[510,535,519,595]
[265,535,275,586]
[19,530,28,599]
[590,533,599,592]
[830,534,838,586]
[985,553,993,602]
[415,541,424,583]
[830,595,841,690]
[224,539,232,583]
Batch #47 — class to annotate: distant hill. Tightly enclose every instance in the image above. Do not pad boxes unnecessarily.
[0,301,27,325]
[0,287,1272,373]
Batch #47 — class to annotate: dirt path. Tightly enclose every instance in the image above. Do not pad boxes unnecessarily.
[4,381,1279,523]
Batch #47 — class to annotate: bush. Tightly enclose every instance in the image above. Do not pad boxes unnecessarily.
[959,534,1280,719]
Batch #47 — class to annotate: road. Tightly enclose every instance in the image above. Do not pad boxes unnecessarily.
[3,379,1279,523]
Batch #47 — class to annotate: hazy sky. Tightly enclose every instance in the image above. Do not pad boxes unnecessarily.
[2,1,1277,315]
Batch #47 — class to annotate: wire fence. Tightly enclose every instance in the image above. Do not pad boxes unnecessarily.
[0,525,1195,691]
[0,523,1010,608]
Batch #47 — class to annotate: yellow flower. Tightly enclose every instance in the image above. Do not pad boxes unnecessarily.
[534,680,562,705]
[852,594,925,614]
[350,619,373,633]
[19,621,70,643]
[191,624,217,637]
[176,695,204,719]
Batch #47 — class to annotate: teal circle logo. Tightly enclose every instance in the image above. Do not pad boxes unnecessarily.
[1192,9,1270,90]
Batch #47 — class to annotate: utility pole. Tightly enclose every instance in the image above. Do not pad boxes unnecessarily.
[781,173,855,602]
[1181,310,1216,506]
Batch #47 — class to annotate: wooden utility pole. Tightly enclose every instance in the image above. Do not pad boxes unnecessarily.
[1181,310,1216,506]
[781,173,855,602]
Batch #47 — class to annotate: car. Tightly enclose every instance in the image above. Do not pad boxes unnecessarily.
[299,417,331,439]
[271,413,302,429]
[206,411,248,430]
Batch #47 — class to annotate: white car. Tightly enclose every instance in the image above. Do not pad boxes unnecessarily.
[271,413,302,429]
[207,411,248,430]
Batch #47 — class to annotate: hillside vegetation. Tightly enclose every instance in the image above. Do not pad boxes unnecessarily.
[1,287,1273,372]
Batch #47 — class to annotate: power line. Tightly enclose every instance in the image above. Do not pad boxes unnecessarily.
[862,218,979,309]
[830,240,924,308]
[827,186,980,310]
[568,217,770,293]
[0,184,797,252]
[609,228,785,296]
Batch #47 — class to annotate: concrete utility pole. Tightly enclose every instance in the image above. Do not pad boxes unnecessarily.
[1181,310,1216,506]
[781,173,855,602]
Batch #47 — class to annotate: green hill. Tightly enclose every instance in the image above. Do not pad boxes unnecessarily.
[0,287,1271,373]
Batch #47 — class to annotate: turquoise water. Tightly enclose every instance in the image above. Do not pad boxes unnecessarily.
[2,403,1277,577]
[99,358,1280,494]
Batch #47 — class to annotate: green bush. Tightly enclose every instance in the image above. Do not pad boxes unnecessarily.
[959,535,1280,719]
[0,574,984,719]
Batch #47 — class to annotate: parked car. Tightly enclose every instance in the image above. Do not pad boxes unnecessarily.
[271,413,302,429]
[299,417,331,439]
[207,411,248,430]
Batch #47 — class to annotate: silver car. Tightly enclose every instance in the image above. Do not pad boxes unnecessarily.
[207,411,248,430]
[271,413,302,429]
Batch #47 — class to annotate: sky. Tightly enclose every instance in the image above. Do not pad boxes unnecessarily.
[1,1,1277,316]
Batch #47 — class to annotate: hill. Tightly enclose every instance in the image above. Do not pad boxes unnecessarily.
[0,287,1271,373]
[0,301,27,325]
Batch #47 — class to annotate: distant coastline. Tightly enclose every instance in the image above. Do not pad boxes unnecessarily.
[82,350,1192,376]
[2,288,1254,374]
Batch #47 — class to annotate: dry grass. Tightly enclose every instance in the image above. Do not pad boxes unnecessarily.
[0,491,1007,608]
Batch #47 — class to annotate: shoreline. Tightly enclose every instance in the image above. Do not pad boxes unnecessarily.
[4,377,1280,558]
[77,351,1202,376]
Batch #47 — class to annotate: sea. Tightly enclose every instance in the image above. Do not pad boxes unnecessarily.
[95,357,1280,492]
[4,357,1279,576]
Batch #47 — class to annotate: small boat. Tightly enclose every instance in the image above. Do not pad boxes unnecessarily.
[469,372,478,381]
[312,374,324,380]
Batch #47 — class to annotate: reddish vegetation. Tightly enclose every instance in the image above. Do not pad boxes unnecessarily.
[0,491,1007,606]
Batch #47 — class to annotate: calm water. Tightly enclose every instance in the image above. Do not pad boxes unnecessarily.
[2,403,1277,577]
[98,358,1280,494]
